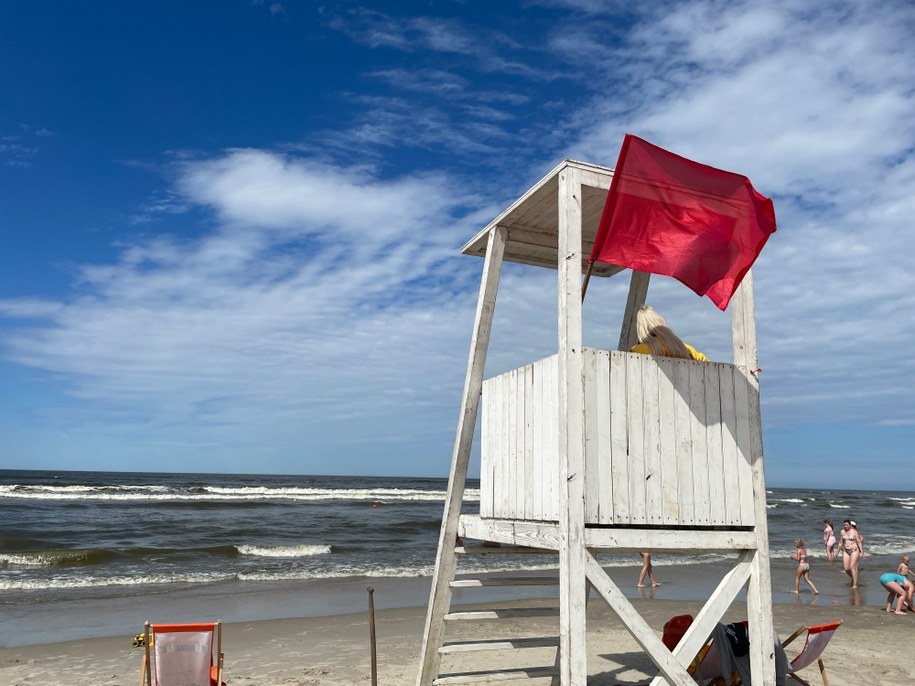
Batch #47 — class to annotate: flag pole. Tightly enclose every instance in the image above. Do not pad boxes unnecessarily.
[580,259,595,302]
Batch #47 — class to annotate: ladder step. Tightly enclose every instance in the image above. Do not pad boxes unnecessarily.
[457,545,553,555]
[451,576,558,588]
[444,607,559,621]
[433,666,560,684]
[440,636,560,653]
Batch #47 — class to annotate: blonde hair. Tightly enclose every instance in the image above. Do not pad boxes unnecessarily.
[636,306,692,359]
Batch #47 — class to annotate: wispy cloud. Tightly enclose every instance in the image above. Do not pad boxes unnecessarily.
[1,151,489,466]
[3,0,915,478]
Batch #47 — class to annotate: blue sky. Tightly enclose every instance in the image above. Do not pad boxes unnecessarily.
[1,1,914,489]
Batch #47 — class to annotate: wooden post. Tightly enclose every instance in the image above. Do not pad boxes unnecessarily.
[368,587,378,686]
[557,166,587,684]
[143,621,151,686]
[731,271,776,685]
[415,225,508,686]
[617,270,650,351]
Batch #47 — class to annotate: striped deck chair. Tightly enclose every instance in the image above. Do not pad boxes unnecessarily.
[780,621,842,686]
[142,621,225,686]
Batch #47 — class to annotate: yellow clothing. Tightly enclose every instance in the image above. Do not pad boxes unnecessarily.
[629,342,708,362]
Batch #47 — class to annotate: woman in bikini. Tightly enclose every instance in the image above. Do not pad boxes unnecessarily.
[823,520,836,561]
[791,539,819,594]
[840,519,863,588]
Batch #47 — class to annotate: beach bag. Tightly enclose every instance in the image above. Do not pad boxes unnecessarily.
[725,621,750,657]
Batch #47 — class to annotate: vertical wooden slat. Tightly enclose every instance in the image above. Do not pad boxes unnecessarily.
[491,373,503,519]
[626,354,647,523]
[595,349,612,524]
[642,356,662,525]
[416,225,506,686]
[583,349,600,524]
[610,352,630,524]
[480,379,491,518]
[512,368,522,517]
[545,355,559,521]
[673,361,695,525]
[656,357,679,525]
[719,364,741,525]
[704,363,725,525]
[733,364,755,526]
[524,363,535,521]
[689,362,710,525]
[534,357,547,521]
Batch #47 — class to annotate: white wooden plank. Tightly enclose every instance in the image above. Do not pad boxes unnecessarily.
[704,363,726,525]
[480,379,492,518]
[490,374,503,519]
[417,225,506,686]
[498,372,510,519]
[733,364,755,526]
[534,359,543,522]
[595,349,612,524]
[655,357,679,525]
[719,364,741,525]
[642,356,662,525]
[583,349,600,523]
[610,352,630,524]
[541,356,555,521]
[458,514,758,550]
[626,353,647,523]
[523,363,534,521]
[673,360,694,525]
[584,526,757,550]
[515,368,524,517]
[689,362,710,525]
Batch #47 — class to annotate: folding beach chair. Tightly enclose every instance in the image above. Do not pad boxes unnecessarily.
[141,621,225,686]
[780,621,842,686]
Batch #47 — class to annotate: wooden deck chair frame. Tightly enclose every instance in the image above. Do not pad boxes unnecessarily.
[142,620,224,686]
[780,621,842,686]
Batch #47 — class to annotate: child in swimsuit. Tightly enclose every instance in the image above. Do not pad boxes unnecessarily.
[896,555,915,612]
[792,539,818,594]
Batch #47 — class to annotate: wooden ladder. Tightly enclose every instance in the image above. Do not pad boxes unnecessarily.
[431,541,563,685]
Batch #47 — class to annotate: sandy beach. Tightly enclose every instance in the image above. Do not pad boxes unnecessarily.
[2,597,911,685]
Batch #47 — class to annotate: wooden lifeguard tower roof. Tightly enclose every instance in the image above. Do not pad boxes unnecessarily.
[461,160,624,277]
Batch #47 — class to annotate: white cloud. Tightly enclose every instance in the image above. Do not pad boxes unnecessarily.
[1,153,489,470]
[3,0,915,477]
[556,0,915,427]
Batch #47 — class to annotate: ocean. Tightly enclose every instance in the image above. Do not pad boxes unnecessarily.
[1,469,913,647]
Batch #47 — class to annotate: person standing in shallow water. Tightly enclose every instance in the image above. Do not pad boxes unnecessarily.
[791,539,818,594]
[840,519,863,588]
[637,552,661,588]
[823,519,837,561]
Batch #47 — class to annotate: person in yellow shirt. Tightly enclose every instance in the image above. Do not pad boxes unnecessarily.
[629,305,708,361]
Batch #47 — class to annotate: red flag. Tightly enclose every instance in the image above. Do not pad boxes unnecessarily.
[589,134,776,310]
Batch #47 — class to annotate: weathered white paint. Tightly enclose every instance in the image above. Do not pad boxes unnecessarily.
[415,226,507,686]
[480,349,757,527]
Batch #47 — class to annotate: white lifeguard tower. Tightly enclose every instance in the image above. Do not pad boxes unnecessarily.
[416,160,774,685]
